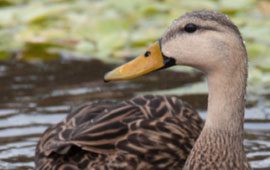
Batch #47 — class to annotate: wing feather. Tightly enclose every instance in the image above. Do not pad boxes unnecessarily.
[35,95,203,170]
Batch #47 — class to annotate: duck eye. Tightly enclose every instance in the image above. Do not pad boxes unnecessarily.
[184,23,197,33]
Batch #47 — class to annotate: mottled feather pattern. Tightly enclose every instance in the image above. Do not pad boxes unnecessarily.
[183,128,251,170]
[35,95,203,170]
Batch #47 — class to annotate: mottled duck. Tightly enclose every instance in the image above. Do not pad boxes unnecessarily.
[35,10,251,170]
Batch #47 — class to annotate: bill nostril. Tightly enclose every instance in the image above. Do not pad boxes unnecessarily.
[144,51,151,57]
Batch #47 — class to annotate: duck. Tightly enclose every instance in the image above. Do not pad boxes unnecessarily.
[35,10,251,170]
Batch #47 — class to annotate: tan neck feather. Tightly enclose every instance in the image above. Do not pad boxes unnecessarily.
[184,45,249,169]
[205,60,247,132]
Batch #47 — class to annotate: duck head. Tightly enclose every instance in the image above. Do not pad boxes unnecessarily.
[104,10,246,82]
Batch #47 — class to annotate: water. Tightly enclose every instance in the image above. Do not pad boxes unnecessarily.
[0,60,269,170]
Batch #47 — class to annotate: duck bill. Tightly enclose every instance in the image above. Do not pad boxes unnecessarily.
[104,41,175,82]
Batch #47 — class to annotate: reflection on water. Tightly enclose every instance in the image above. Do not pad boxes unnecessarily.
[0,60,269,170]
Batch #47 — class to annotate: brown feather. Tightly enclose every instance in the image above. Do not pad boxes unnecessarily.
[35,95,203,170]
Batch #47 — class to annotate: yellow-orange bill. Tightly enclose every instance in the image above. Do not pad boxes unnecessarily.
[104,41,169,82]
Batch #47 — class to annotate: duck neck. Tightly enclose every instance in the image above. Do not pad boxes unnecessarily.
[205,61,247,133]
[183,62,249,169]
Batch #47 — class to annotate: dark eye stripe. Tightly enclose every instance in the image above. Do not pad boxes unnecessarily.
[162,24,219,44]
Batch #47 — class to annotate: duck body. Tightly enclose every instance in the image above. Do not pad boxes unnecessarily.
[35,95,203,169]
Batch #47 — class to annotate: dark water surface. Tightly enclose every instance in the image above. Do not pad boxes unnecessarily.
[0,60,269,170]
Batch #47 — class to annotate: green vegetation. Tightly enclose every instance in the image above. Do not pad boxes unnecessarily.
[0,0,269,93]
